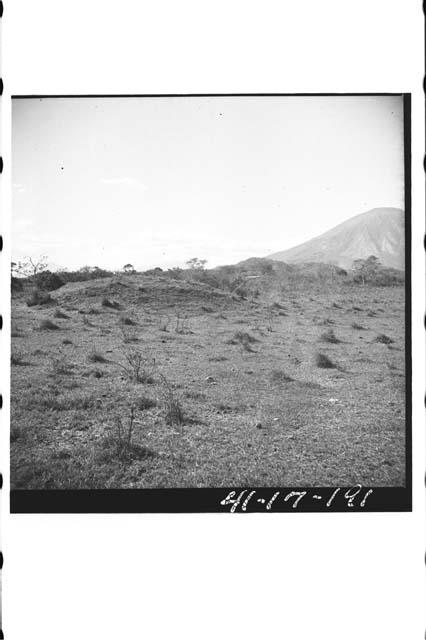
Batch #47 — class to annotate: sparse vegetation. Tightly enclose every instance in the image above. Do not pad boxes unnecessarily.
[159,374,185,427]
[110,349,155,383]
[11,262,406,489]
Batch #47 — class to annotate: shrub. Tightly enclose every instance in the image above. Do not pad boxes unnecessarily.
[39,319,60,330]
[54,309,70,319]
[111,350,155,383]
[373,333,394,344]
[62,339,73,345]
[97,406,154,462]
[120,316,136,326]
[34,270,64,291]
[27,289,53,307]
[320,329,340,343]
[315,352,336,368]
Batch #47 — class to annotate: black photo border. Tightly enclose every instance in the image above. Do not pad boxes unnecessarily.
[9,92,412,513]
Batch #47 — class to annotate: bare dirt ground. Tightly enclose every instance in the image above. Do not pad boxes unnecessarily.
[10,274,406,489]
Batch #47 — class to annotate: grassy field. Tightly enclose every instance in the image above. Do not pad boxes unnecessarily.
[10,273,406,489]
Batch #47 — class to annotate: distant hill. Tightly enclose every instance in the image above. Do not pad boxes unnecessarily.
[268,207,405,270]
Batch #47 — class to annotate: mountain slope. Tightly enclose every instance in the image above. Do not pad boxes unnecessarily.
[268,207,405,270]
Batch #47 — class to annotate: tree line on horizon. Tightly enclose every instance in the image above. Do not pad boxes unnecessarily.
[11,253,404,298]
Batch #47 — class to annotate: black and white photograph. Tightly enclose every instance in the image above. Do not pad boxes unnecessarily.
[1,2,424,640]
[10,94,410,509]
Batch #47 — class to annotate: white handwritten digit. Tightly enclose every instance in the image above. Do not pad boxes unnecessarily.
[242,491,256,511]
[326,488,341,507]
[220,490,248,512]
[284,491,307,508]
[266,492,280,510]
[344,484,362,507]
[360,489,373,507]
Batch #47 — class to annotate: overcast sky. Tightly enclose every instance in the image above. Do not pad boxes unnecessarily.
[12,95,404,271]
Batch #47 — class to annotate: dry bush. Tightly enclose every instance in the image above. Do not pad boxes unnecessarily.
[98,406,154,462]
[111,349,155,383]
[159,374,185,427]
